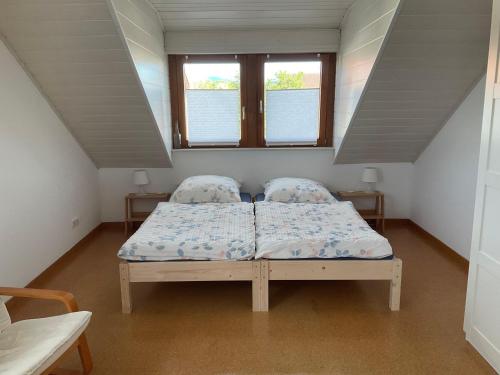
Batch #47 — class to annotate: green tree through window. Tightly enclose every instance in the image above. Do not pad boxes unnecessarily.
[265,71,305,90]
[195,77,239,89]
[193,71,306,90]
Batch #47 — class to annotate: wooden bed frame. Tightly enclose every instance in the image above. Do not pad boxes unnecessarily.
[119,260,267,313]
[119,193,402,314]
[257,258,402,312]
[120,258,402,313]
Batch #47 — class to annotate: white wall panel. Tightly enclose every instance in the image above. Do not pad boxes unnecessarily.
[98,149,413,221]
[411,77,486,259]
[165,29,340,54]
[107,0,173,157]
[334,0,400,155]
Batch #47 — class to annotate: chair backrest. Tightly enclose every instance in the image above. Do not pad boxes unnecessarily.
[0,299,11,331]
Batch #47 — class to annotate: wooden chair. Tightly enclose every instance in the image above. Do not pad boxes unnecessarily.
[0,287,93,375]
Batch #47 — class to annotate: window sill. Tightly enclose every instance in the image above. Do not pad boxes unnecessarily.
[172,147,334,152]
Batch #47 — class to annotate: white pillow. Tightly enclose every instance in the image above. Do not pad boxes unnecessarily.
[264,177,335,203]
[171,175,242,203]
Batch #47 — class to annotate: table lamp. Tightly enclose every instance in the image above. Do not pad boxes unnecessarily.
[133,170,149,194]
[362,167,378,192]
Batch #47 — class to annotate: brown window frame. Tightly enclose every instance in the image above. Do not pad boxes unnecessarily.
[168,53,336,149]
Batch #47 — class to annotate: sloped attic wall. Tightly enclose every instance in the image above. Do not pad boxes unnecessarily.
[107,0,173,156]
[335,0,491,164]
[334,0,401,155]
[0,0,172,167]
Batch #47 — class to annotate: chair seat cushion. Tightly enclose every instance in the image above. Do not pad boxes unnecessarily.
[0,311,91,375]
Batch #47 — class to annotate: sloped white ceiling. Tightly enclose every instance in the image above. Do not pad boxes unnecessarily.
[0,0,172,168]
[1,0,490,167]
[334,0,492,164]
[149,0,356,30]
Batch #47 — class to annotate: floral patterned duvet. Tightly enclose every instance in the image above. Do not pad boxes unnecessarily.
[255,201,392,259]
[118,202,255,261]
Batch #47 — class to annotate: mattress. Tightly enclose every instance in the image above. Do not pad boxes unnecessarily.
[119,202,255,261]
[255,201,393,260]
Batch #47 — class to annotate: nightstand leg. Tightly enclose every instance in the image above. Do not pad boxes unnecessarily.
[124,198,129,236]
[380,195,385,234]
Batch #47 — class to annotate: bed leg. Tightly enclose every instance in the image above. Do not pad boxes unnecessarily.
[119,261,132,314]
[389,258,402,311]
[252,262,262,312]
[252,262,261,311]
[260,260,269,312]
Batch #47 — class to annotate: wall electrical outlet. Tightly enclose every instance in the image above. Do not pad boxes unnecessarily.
[72,217,80,228]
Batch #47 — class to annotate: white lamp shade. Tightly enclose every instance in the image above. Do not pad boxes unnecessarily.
[133,170,149,186]
[362,167,378,183]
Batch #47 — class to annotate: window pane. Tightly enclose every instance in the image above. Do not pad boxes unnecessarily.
[183,63,241,145]
[264,61,321,145]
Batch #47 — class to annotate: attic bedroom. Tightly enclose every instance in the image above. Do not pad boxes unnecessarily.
[0,0,499,373]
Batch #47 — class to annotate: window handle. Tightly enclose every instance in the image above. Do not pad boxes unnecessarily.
[242,106,246,121]
[174,120,181,148]
[259,100,263,114]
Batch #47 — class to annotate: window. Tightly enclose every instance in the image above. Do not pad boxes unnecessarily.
[263,60,321,145]
[169,53,335,148]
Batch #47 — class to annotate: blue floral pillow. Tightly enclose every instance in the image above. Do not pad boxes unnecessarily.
[171,175,242,203]
[264,178,335,203]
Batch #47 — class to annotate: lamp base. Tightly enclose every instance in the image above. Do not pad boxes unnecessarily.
[365,182,376,192]
[137,185,147,195]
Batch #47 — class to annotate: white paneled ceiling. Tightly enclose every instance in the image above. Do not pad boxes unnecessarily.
[335,0,492,164]
[149,0,356,31]
[0,0,172,168]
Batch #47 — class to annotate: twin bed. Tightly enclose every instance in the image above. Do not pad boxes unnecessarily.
[118,176,402,313]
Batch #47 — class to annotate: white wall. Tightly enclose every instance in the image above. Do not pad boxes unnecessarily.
[0,40,100,287]
[411,77,486,260]
[99,149,413,221]
[165,29,340,54]
[334,0,400,153]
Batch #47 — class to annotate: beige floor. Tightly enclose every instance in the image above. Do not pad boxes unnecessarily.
[8,222,495,374]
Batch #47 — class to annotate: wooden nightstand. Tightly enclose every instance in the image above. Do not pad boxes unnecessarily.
[124,192,170,235]
[336,191,385,233]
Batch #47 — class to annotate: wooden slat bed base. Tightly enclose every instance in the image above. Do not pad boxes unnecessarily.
[119,260,265,313]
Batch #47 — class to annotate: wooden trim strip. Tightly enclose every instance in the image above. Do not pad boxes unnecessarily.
[323,53,336,146]
[168,55,181,148]
[407,220,469,271]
